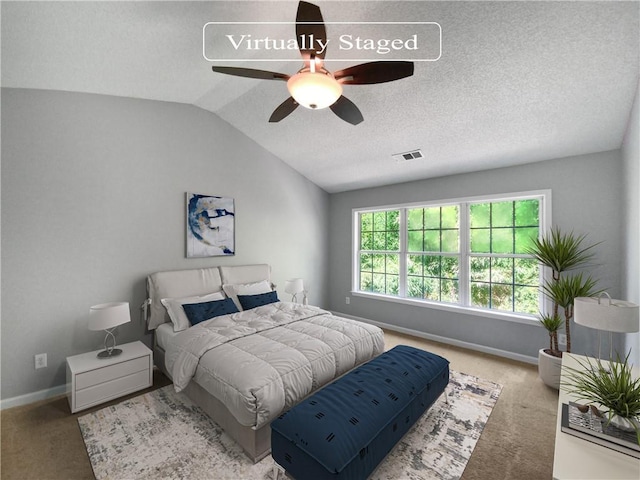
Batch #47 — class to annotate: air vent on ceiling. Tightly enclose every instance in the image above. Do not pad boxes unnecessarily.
[392,149,424,162]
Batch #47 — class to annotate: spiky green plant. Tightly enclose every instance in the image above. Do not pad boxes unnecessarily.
[526,227,599,282]
[526,227,601,354]
[562,351,640,445]
[542,273,601,352]
[539,313,563,353]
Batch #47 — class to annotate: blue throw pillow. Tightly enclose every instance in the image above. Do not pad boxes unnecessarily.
[238,291,279,310]
[182,297,239,326]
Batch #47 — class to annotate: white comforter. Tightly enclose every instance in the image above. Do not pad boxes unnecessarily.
[165,302,384,429]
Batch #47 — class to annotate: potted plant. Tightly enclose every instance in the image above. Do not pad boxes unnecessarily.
[562,351,640,445]
[526,227,601,389]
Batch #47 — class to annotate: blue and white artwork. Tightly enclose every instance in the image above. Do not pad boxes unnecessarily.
[186,193,235,257]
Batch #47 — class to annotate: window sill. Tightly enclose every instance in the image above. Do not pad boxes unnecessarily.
[350,291,541,326]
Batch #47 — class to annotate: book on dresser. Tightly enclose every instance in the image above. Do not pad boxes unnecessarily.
[560,403,640,459]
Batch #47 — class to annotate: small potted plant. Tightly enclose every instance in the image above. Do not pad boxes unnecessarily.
[562,351,640,445]
[526,227,601,389]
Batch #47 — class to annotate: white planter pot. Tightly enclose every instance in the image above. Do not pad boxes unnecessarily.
[610,415,640,432]
[538,348,563,390]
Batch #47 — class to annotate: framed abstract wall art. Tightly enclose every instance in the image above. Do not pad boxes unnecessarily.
[186,192,235,257]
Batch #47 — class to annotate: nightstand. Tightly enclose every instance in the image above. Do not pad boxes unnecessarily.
[66,340,152,413]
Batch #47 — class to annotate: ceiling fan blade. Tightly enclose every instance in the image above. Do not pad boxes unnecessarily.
[211,66,289,81]
[330,96,364,125]
[269,97,299,122]
[296,1,327,62]
[334,61,414,85]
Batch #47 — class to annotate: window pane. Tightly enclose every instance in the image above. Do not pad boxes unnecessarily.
[471,282,490,308]
[514,227,538,253]
[424,277,440,301]
[373,232,386,250]
[360,272,373,291]
[360,254,372,271]
[442,230,459,252]
[471,229,491,253]
[386,275,399,295]
[515,286,538,314]
[372,274,386,293]
[470,203,490,228]
[372,254,386,272]
[407,255,423,275]
[373,212,386,230]
[515,200,539,227]
[491,284,513,311]
[386,210,399,231]
[492,201,513,227]
[361,213,373,232]
[441,206,458,228]
[407,276,424,298]
[387,231,400,250]
[408,231,423,251]
[407,209,423,230]
[491,257,513,284]
[441,280,459,303]
[441,257,459,279]
[424,230,440,251]
[425,256,440,277]
[424,208,440,229]
[361,232,373,250]
[492,228,513,254]
[470,257,490,281]
[386,254,399,275]
[514,258,539,286]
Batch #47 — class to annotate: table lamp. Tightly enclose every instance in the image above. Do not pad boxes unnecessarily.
[574,293,639,359]
[89,302,131,358]
[285,278,304,303]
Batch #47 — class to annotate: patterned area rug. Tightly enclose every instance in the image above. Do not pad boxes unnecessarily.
[78,371,501,480]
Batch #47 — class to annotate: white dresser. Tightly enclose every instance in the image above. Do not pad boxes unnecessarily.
[552,353,640,479]
[66,341,153,413]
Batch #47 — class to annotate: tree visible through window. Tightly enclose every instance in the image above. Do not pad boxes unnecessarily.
[354,193,545,316]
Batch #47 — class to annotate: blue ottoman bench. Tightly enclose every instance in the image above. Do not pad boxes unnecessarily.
[270,345,450,480]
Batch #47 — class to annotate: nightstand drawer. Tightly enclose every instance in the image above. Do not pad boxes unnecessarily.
[76,370,150,410]
[76,356,149,390]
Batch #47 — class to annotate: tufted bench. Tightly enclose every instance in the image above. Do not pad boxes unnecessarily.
[270,345,450,479]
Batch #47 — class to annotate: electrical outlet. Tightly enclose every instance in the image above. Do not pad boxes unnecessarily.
[558,334,567,346]
[345,296,351,305]
[35,353,47,369]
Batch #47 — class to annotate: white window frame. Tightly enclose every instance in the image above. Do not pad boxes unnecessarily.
[352,190,552,325]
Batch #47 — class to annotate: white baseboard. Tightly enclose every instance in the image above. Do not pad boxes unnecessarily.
[1,384,67,410]
[332,311,538,366]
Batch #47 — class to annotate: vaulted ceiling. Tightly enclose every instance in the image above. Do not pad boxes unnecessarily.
[2,1,639,193]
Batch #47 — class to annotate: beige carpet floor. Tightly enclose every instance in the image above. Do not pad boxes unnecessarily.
[1,330,558,479]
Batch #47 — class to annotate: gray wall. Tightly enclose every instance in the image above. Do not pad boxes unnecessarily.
[328,151,624,360]
[622,80,640,362]
[1,88,329,400]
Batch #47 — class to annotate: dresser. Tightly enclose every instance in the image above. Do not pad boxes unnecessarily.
[552,353,640,479]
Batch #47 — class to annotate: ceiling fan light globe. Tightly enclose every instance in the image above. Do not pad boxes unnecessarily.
[287,71,342,110]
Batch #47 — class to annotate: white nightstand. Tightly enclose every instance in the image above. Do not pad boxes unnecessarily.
[66,340,153,413]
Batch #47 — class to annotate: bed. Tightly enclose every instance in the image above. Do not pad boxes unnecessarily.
[146,264,384,462]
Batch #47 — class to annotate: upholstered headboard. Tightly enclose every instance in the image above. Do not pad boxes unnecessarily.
[146,264,271,330]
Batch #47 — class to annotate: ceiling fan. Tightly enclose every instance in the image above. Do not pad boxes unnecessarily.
[211,1,414,125]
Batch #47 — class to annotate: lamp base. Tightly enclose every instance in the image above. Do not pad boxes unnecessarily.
[96,348,122,359]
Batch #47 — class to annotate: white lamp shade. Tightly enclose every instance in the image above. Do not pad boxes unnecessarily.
[574,296,639,333]
[89,302,131,331]
[285,278,304,295]
[287,72,342,110]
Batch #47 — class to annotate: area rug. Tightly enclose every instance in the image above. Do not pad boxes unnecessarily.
[78,371,502,480]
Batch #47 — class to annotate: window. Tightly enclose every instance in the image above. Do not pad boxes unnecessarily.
[353,191,548,318]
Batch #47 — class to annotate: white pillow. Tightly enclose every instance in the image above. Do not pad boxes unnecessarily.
[223,280,272,310]
[161,291,226,332]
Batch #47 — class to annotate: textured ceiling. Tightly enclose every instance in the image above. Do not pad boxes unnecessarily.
[2,1,639,193]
